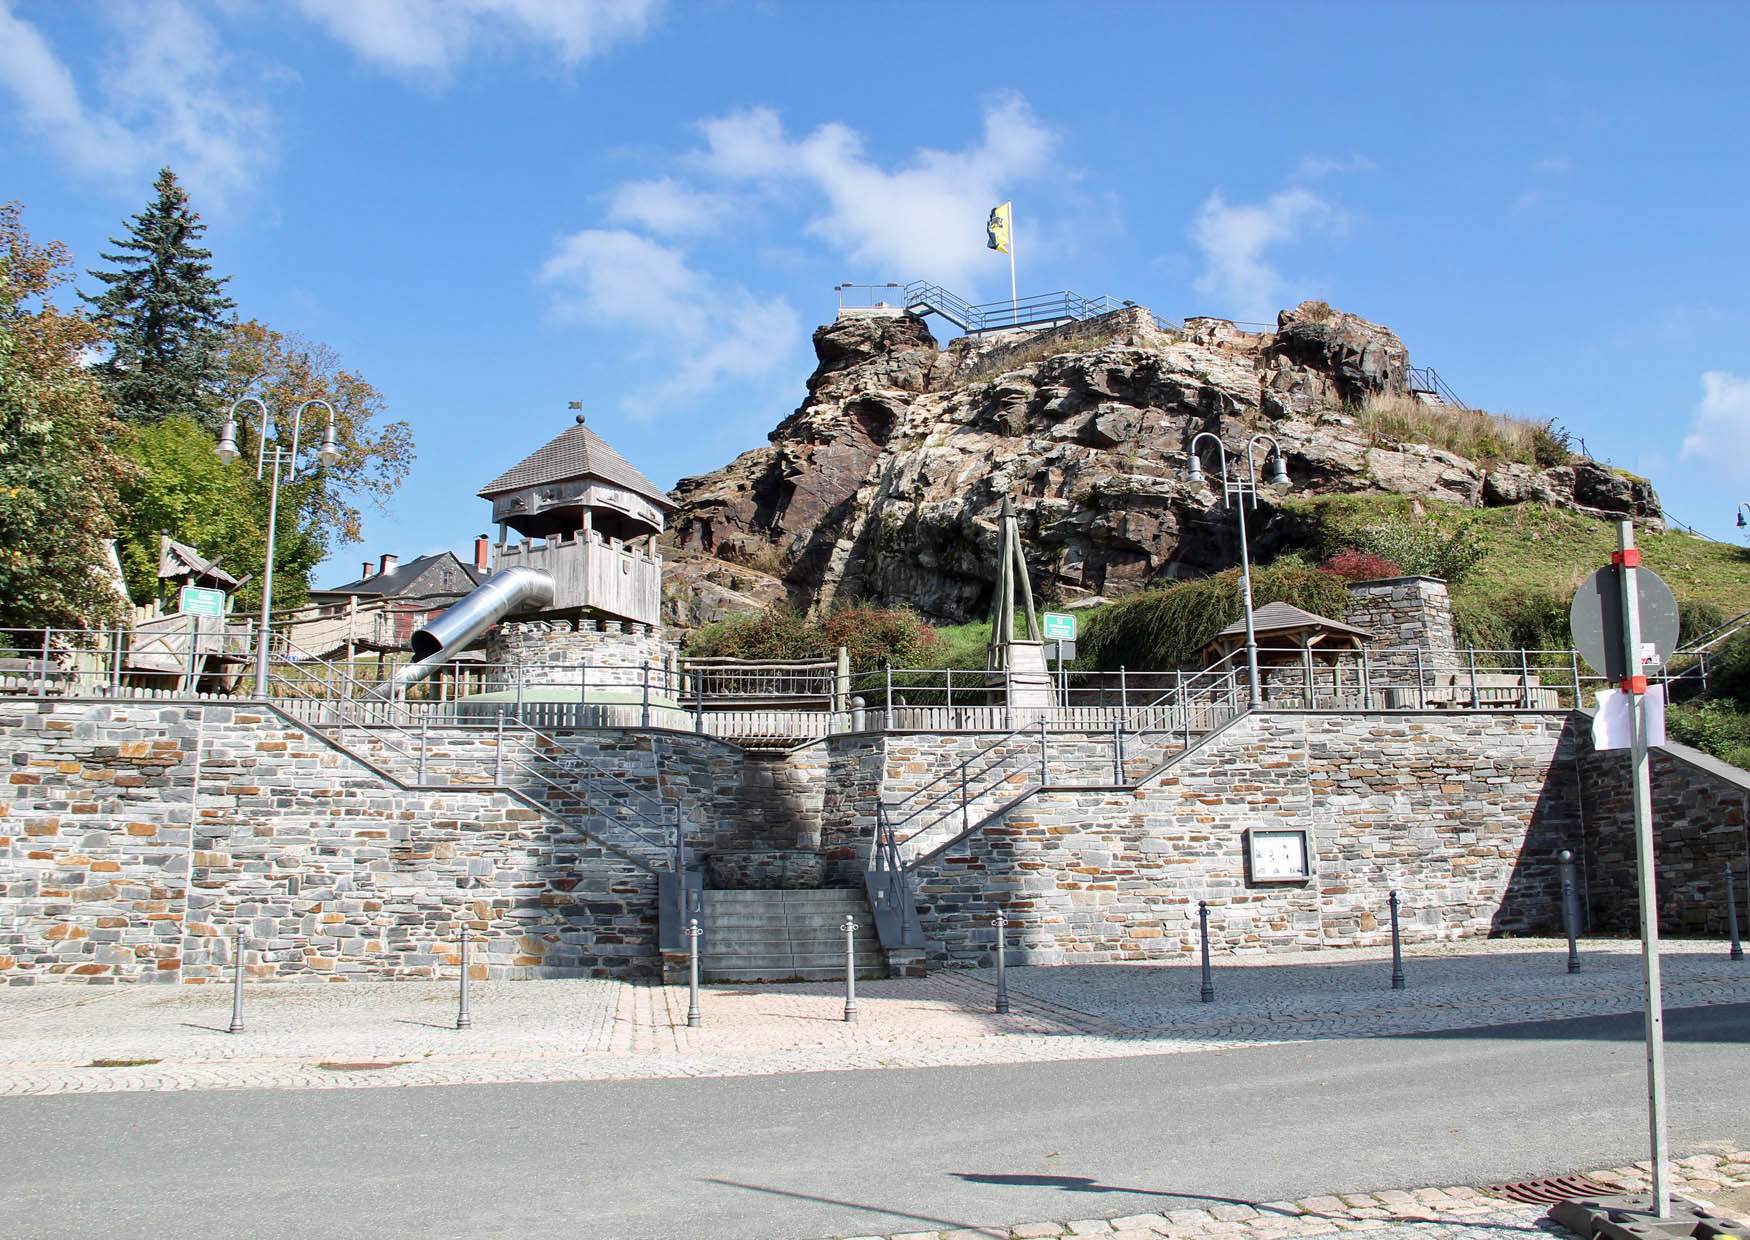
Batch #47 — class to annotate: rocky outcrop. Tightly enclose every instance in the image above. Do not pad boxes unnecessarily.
[664,301,1662,629]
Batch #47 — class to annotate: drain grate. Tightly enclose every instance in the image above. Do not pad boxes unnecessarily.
[1485,1175,1624,1205]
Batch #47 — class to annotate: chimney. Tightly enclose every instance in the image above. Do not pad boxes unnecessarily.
[474,535,491,573]
[360,561,375,579]
[379,553,398,577]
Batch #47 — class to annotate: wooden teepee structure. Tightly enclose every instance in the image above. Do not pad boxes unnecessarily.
[986,497,1042,674]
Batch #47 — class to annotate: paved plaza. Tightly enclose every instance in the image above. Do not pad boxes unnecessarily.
[0,938,1744,1096]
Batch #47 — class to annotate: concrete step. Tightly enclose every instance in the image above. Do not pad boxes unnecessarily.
[702,965,887,983]
[696,895,861,902]
[703,952,886,968]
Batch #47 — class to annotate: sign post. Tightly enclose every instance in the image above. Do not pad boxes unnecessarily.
[1570,520,1673,1219]
[1616,520,1670,1219]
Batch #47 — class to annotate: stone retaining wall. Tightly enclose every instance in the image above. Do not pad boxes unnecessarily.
[910,712,1583,967]
[7,694,1745,985]
[0,701,720,985]
[1579,739,1750,937]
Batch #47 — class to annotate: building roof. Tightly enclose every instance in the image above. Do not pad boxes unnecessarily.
[157,535,241,590]
[1212,600,1374,641]
[477,415,675,509]
[313,552,485,600]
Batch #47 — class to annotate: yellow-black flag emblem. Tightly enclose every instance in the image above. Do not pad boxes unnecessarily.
[986,202,1012,254]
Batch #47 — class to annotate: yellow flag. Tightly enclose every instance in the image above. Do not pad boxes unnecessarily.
[986,201,1011,254]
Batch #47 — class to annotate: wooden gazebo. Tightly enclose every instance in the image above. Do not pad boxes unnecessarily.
[1200,600,1373,667]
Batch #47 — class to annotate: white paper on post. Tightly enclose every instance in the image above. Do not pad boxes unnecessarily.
[1591,684,1667,751]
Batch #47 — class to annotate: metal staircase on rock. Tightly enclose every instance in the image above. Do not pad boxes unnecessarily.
[698,889,884,982]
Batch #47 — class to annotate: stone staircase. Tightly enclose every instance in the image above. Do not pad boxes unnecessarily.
[699,889,885,982]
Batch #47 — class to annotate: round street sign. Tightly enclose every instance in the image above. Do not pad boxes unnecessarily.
[1569,565,1680,681]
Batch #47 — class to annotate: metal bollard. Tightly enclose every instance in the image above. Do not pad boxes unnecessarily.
[686,918,703,1027]
[227,925,246,1034]
[1728,867,1744,963]
[1559,849,1583,973]
[841,915,859,1023]
[994,911,1011,1015]
[1198,901,1215,1003]
[1389,891,1406,990]
[456,924,472,1030]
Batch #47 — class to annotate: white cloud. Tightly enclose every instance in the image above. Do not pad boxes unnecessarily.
[1190,186,1337,321]
[1681,371,1750,477]
[540,228,801,414]
[0,2,136,175]
[1296,153,1376,180]
[294,0,662,76]
[606,177,727,237]
[690,94,1057,287]
[0,0,272,203]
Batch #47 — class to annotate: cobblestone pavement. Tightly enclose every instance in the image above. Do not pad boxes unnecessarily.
[0,939,1743,1096]
[825,1147,1750,1240]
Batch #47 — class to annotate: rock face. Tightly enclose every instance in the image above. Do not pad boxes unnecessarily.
[664,301,1663,629]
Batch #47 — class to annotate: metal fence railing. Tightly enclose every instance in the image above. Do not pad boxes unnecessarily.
[0,627,1699,741]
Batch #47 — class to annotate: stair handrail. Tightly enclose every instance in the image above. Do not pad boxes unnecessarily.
[266,640,677,859]
[879,649,1250,848]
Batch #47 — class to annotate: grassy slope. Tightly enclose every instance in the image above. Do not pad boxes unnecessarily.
[1286,495,1750,617]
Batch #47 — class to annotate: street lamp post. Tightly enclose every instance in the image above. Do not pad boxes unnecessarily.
[216,396,339,697]
[1186,431,1289,709]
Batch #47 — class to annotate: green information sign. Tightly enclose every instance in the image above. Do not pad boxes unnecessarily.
[178,586,226,617]
[1041,612,1076,640]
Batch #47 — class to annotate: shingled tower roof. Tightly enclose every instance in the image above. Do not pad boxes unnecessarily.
[477,415,675,509]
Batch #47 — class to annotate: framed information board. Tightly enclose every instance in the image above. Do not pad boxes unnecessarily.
[1246,828,1312,884]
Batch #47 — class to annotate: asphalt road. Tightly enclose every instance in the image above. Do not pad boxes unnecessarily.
[1,1004,1745,1240]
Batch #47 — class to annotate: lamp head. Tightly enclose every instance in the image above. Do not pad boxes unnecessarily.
[215,419,240,463]
[1739,509,1747,529]
[1266,451,1289,486]
[316,420,340,467]
[1186,452,1204,484]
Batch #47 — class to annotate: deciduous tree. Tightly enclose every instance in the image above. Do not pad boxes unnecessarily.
[0,203,132,629]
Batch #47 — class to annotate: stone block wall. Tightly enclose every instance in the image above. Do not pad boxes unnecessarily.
[0,700,754,985]
[482,619,674,692]
[911,712,1585,966]
[1579,738,1750,937]
[1345,576,1458,667]
[8,688,1744,985]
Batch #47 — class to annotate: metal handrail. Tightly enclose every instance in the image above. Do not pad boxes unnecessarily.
[267,640,677,857]
[1406,365,1469,409]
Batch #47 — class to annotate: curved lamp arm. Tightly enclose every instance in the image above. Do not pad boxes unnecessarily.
[215,395,272,479]
[289,398,340,480]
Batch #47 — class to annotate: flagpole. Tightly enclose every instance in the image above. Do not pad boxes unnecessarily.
[1008,205,1018,324]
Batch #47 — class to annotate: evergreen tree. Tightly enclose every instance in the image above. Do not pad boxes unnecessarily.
[82,167,234,429]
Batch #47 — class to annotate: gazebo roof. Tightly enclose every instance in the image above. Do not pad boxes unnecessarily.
[1211,600,1373,643]
[477,415,674,510]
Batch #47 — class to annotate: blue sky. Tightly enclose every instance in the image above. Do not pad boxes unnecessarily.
[4,0,1749,586]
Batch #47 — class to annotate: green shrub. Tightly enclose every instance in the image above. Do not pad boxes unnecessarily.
[685,602,937,672]
[821,604,940,670]
[1452,596,1512,650]
[1078,563,1354,670]
[1350,520,1486,584]
[1666,700,1750,770]
[1701,629,1750,709]
[685,604,819,662]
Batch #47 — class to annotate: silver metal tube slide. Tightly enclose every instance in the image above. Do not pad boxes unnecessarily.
[388,566,554,694]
